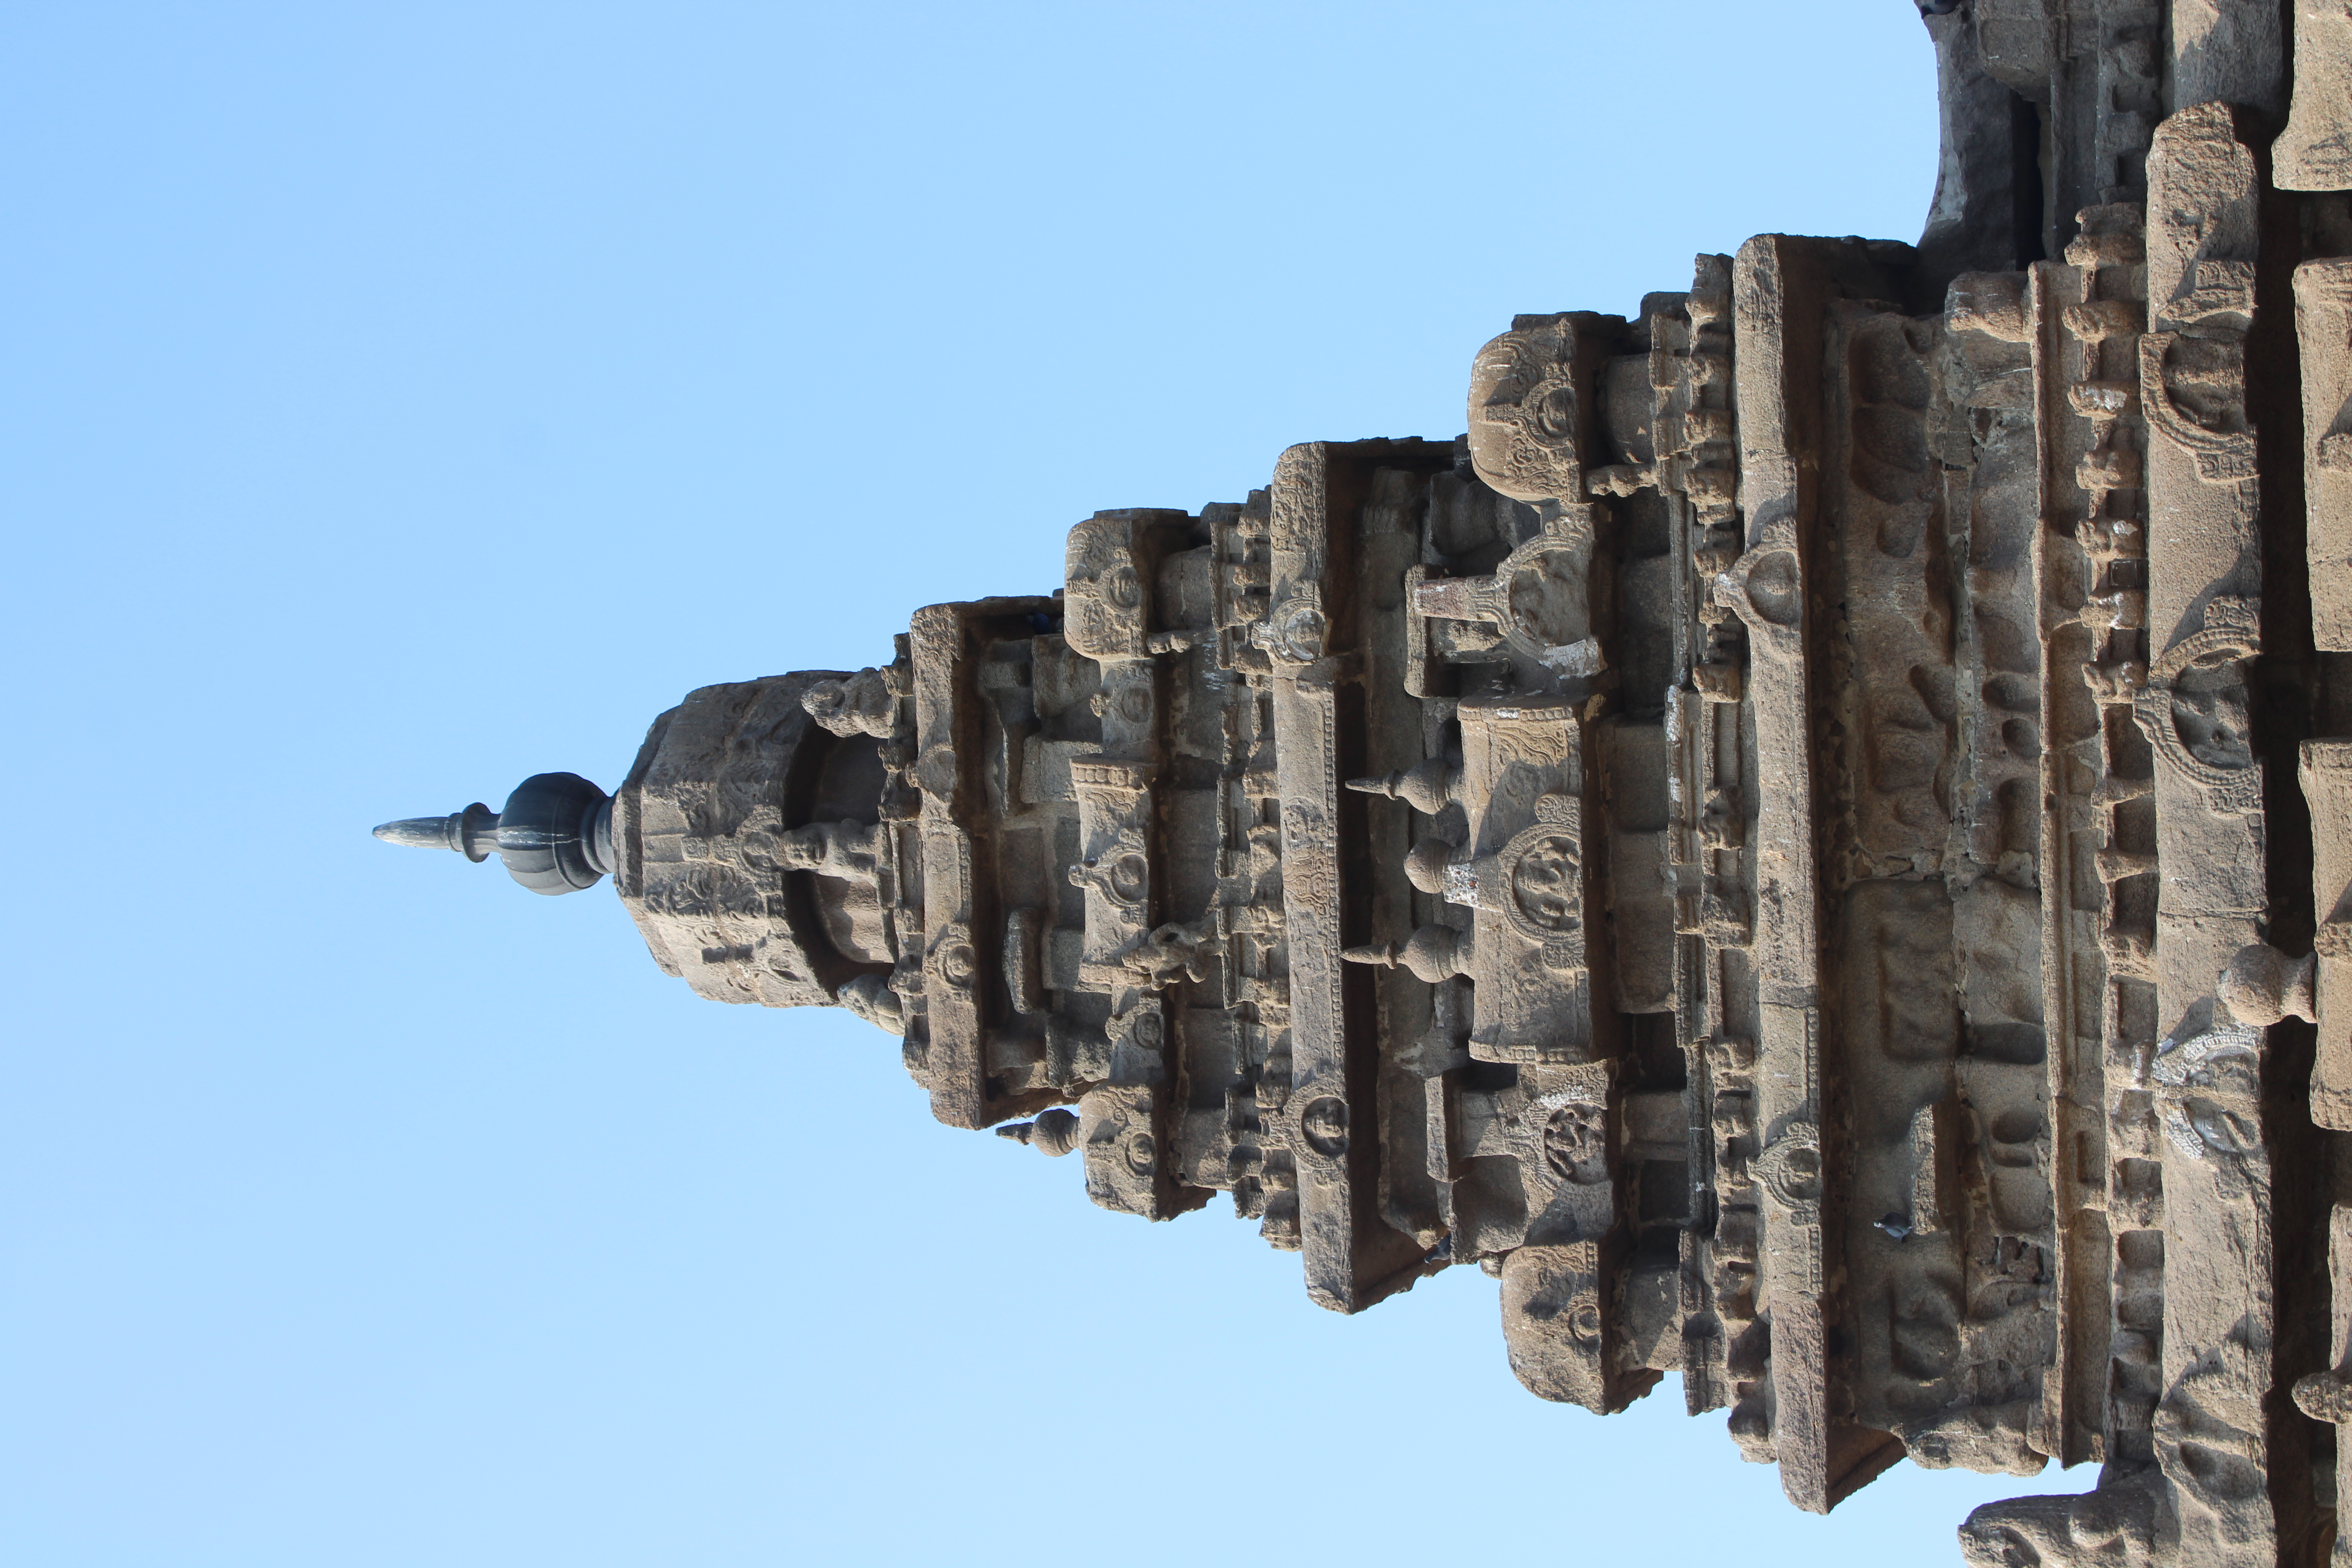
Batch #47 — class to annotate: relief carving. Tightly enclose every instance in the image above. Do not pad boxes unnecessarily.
[378,34,2341,1559]
[1064,514,1153,659]
[1467,315,1585,504]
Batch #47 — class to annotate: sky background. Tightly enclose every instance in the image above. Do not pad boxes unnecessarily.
[0,4,2088,1564]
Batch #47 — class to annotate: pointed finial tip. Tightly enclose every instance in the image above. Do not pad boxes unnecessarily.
[373,817,452,848]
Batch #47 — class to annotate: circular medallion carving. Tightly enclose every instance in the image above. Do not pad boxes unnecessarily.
[1752,1127,1822,1216]
[1300,1095,1349,1158]
[1125,1131,1157,1176]
[1510,833,1581,931]
[1492,796,1583,958]
[2132,679,2262,812]
[1524,381,1576,443]
[1737,550,1802,629]
[1105,851,1149,907]
[1567,1299,1602,1347]
[1101,563,1143,611]
[1259,597,1327,665]
[930,937,977,991]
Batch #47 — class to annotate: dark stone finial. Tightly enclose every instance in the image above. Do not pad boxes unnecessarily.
[373,772,613,895]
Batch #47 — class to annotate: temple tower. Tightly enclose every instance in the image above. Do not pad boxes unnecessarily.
[380,9,2352,1561]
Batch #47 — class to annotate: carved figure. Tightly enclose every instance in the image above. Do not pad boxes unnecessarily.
[778,820,881,884]
[801,666,900,739]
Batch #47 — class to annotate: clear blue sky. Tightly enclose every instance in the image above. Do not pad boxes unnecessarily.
[0,5,2082,1564]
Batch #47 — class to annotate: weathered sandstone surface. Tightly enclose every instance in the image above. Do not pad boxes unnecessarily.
[379,9,2352,1560]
